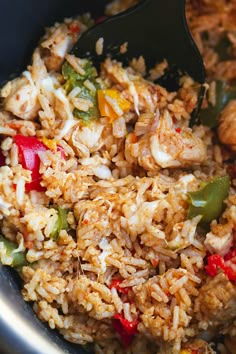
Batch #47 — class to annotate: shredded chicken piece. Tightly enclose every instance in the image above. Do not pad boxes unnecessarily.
[1,76,40,120]
[0,48,49,121]
[204,231,233,256]
[218,100,236,151]
[102,59,159,114]
[125,110,206,170]
[41,23,77,72]
[70,122,104,158]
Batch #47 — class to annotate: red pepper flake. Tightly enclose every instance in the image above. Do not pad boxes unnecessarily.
[152,259,159,267]
[109,279,130,295]
[6,122,22,130]
[83,219,89,225]
[113,313,139,348]
[69,23,80,34]
[175,127,181,133]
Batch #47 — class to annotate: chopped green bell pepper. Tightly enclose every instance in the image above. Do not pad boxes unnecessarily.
[0,235,27,268]
[50,207,69,241]
[187,175,230,225]
[62,59,100,123]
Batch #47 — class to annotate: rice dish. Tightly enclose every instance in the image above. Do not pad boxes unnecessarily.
[0,1,236,353]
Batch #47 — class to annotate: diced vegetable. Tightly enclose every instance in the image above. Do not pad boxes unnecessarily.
[62,59,97,89]
[74,86,100,122]
[14,135,65,192]
[50,207,69,241]
[206,248,236,281]
[41,137,58,151]
[187,175,230,225]
[97,89,131,121]
[199,80,236,127]
[0,150,5,167]
[109,279,130,295]
[0,235,27,268]
[205,254,225,277]
[113,313,139,348]
[14,135,48,192]
[62,59,100,122]
[41,137,66,158]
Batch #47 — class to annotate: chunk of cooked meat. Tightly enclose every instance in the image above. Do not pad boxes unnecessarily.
[41,22,79,72]
[1,76,40,120]
[204,231,233,256]
[196,273,236,327]
[218,100,236,151]
[125,110,207,170]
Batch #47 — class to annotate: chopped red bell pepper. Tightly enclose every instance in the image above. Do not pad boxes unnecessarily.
[205,254,225,277]
[206,247,236,281]
[113,313,139,348]
[0,150,5,167]
[109,279,130,295]
[224,248,236,261]
[14,135,48,192]
[224,266,236,282]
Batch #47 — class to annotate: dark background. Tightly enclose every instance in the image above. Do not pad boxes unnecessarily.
[0,0,109,84]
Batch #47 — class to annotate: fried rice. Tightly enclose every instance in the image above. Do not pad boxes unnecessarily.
[0,1,236,353]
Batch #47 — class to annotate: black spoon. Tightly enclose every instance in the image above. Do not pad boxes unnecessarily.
[71,0,205,86]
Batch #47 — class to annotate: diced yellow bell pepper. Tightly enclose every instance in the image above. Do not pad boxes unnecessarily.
[41,137,58,151]
[97,89,131,121]
[179,350,192,354]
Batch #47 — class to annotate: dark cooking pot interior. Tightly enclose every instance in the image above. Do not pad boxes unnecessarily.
[0,0,109,84]
[0,1,108,353]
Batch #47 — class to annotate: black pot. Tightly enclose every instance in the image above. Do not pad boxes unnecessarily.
[0,1,107,353]
[0,0,108,84]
